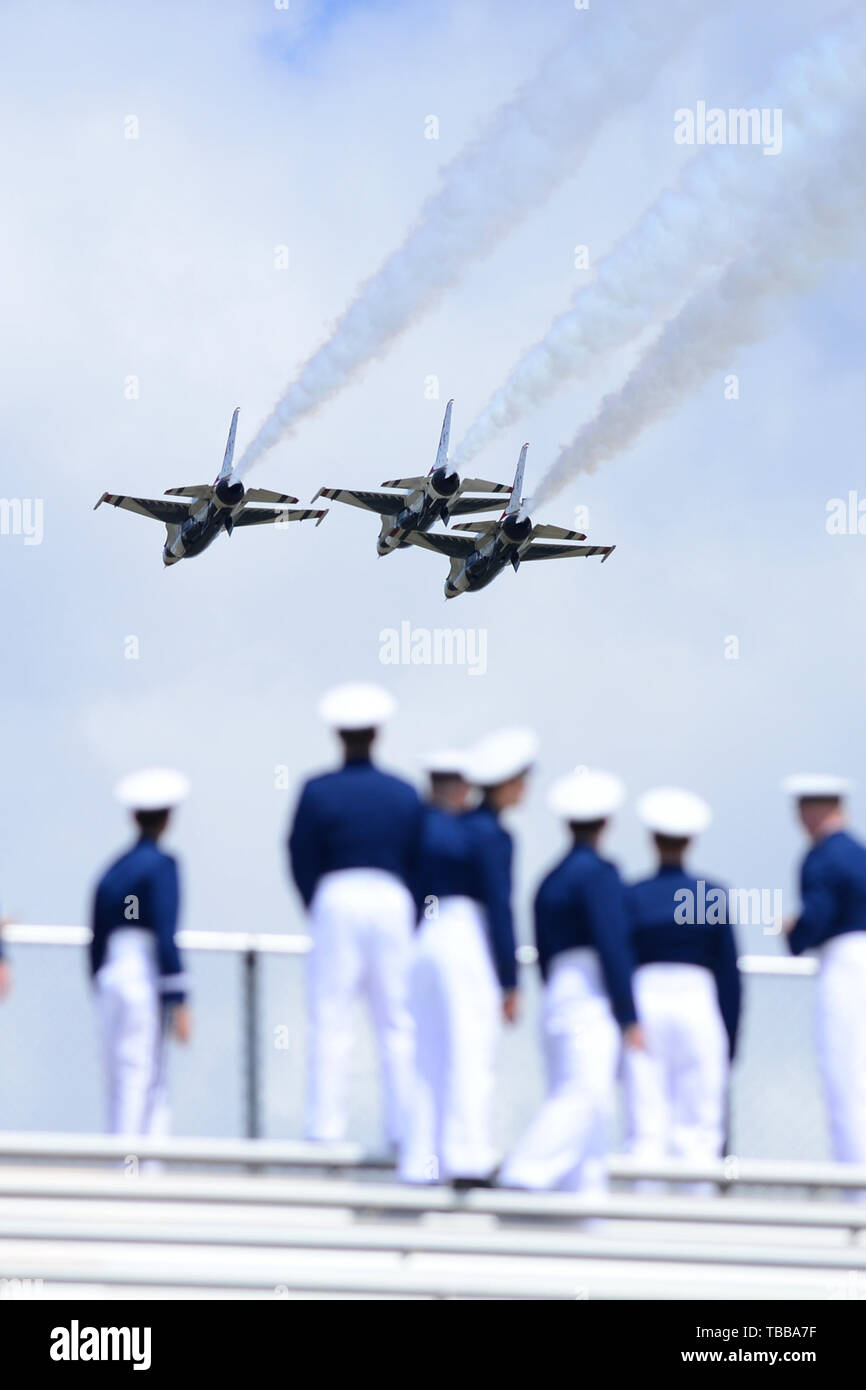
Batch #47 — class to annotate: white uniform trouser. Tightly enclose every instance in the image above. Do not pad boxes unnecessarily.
[96,928,170,1138]
[500,949,620,1192]
[307,868,415,1145]
[816,932,866,1166]
[400,897,501,1182]
[623,963,728,1191]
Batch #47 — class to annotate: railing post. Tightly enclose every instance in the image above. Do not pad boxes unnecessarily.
[243,948,260,1140]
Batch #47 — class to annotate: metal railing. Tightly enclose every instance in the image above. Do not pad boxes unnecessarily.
[0,1131,373,1169]
[2,925,817,1141]
[0,1129,863,1199]
[4,924,311,1141]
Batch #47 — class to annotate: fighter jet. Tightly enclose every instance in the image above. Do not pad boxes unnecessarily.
[94,408,327,566]
[407,443,615,598]
[310,400,511,555]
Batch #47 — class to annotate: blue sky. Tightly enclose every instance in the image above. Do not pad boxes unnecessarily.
[0,0,862,1147]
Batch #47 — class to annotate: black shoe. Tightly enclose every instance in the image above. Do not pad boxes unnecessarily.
[451,1173,496,1191]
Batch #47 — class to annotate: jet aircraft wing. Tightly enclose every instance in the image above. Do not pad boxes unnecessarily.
[233,507,327,527]
[407,532,478,558]
[94,493,192,524]
[311,488,404,516]
[520,542,616,562]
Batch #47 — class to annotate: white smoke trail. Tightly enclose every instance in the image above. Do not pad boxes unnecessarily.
[531,101,866,506]
[237,0,707,476]
[454,6,866,470]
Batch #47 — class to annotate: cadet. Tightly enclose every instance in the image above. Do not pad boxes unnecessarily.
[401,731,535,1186]
[288,683,423,1147]
[91,768,191,1137]
[624,788,740,1184]
[783,774,866,1167]
[499,769,642,1193]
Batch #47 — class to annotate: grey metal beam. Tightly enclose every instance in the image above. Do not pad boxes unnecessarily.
[0,1132,367,1168]
[0,1167,865,1230]
[1,1217,865,1271]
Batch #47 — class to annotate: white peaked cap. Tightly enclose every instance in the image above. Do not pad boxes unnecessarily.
[318,682,396,730]
[421,749,468,776]
[114,767,190,811]
[781,774,853,799]
[637,786,712,837]
[548,768,625,822]
[464,727,539,787]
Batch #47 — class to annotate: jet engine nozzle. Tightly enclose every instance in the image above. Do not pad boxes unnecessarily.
[214,478,244,508]
[429,467,460,499]
[501,512,532,544]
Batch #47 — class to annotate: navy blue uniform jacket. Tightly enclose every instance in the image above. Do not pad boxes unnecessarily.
[416,803,518,991]
[534,843,637,1029]
[626,868,741,1059]
[288,759,423,907]
[789,830,866,955]
[90,838,187,1004]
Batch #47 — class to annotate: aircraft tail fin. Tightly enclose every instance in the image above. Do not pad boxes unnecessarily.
[433,399,454,472]
[219,407,240,479]
[380,476,427,490]
[451,519,498,534]
[243,486,300,505]
[531,521,588,543]
[506,444,528,515]
[457,476,511,495]
[165,484,212,498]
